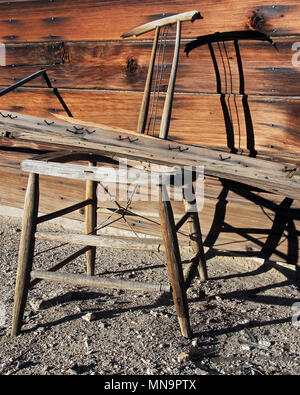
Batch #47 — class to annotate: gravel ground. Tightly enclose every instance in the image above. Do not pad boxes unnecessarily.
[0,215,300,376]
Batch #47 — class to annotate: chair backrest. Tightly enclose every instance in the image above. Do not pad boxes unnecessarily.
[184,31,276,157]
[121,11,203,140]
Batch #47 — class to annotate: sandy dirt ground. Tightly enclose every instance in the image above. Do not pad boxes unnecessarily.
[0,215,300,376]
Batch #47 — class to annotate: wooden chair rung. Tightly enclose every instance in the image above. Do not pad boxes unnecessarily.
[29,246,91,289]
[30,270,171,293]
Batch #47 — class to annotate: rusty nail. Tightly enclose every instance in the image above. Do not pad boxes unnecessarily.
[168,144,188,152]
[44,120,54,126]
[219,154,231,161]
[119,135,138,142]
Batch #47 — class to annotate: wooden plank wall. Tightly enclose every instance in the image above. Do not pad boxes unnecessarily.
[0,0,300,264]
[0,1,300,158]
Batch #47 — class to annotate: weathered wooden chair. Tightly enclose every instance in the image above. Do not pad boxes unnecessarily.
[11,11,207,338]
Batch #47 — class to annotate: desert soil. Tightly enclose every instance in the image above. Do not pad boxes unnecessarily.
[0,215,300,376]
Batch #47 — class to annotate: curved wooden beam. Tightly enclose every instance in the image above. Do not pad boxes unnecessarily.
[121,10,202,38]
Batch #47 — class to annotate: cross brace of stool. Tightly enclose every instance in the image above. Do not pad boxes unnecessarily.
[11,151,207,338]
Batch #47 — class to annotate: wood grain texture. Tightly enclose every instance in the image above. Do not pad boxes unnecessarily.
[1,88,300,160]
[1,0,300,270]
[2,111,300,199]
[0,149,299,264]
[1,38,300,96]
[0,1,298,43]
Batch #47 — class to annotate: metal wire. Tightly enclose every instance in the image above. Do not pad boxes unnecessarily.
[146,25,169,136]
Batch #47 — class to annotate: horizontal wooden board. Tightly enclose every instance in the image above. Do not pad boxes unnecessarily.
[1,37,300,96]
[0,1,299,43]
[2,110,300,201]
[1,87,300,160]
[0,148,299,264]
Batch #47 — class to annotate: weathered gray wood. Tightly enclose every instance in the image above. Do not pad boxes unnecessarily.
[29,246,91,289]
[121,10,201,38]
[85,161,97,276]
[158,183,192,338]
[11,173,39,337]
[21,159,155,185]
[159,20,181,140]
[30,270,171,293]
[137,26,160,134]
[35,231,165,251]
[2,111,300,200]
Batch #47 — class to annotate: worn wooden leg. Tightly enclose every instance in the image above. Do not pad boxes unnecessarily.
[11,173,39,336]
[183,183,208,287]
[85,161,97,276]
[158,183,192,338]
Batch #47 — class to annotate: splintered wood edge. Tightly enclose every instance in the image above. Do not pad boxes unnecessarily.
[120,10,202,38]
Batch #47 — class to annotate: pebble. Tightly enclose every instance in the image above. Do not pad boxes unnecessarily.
[81,312,96,322]
[12,228,21,234]
[177,352,190,364]
[241,344,251,351]
[150,310,160,317]
[192,338,201,348]
[206,317,218,324]
[24,310,33,318]
[98,322,107,329]
[195,368,209,375]
[29,297,47,311]
[258,340,271,348]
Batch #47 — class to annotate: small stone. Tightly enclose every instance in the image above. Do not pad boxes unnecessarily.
[258,340,271,348]
[29,297,47,311]
[24,310,33,318]
[98,322,107,329]
[239,319,250,325]
[195,368,209,375]
[191,339,198,347]
[128,271,136,278]
[215,295,222,302]
[81,312,96,322]
[159,343,167,349]
[206,317,217,324]
[198,302,208,311]
[241,344,251,351]
[150,310,160,317]
[177,351,190,364]
[36,326,46,334]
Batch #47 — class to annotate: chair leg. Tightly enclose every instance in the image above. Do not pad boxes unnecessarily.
[183,183,208,286]
[158,183,192,338]
[11,173,39,336]
[85,161,97,276]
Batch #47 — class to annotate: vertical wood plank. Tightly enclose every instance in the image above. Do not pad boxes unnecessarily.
[85,161,97,276]
[159,20,181,140]
[11,173,39,336]
[158,182,192,338]
[137,26,160,134]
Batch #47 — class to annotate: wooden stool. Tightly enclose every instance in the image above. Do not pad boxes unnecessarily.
[11,151,207,338]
